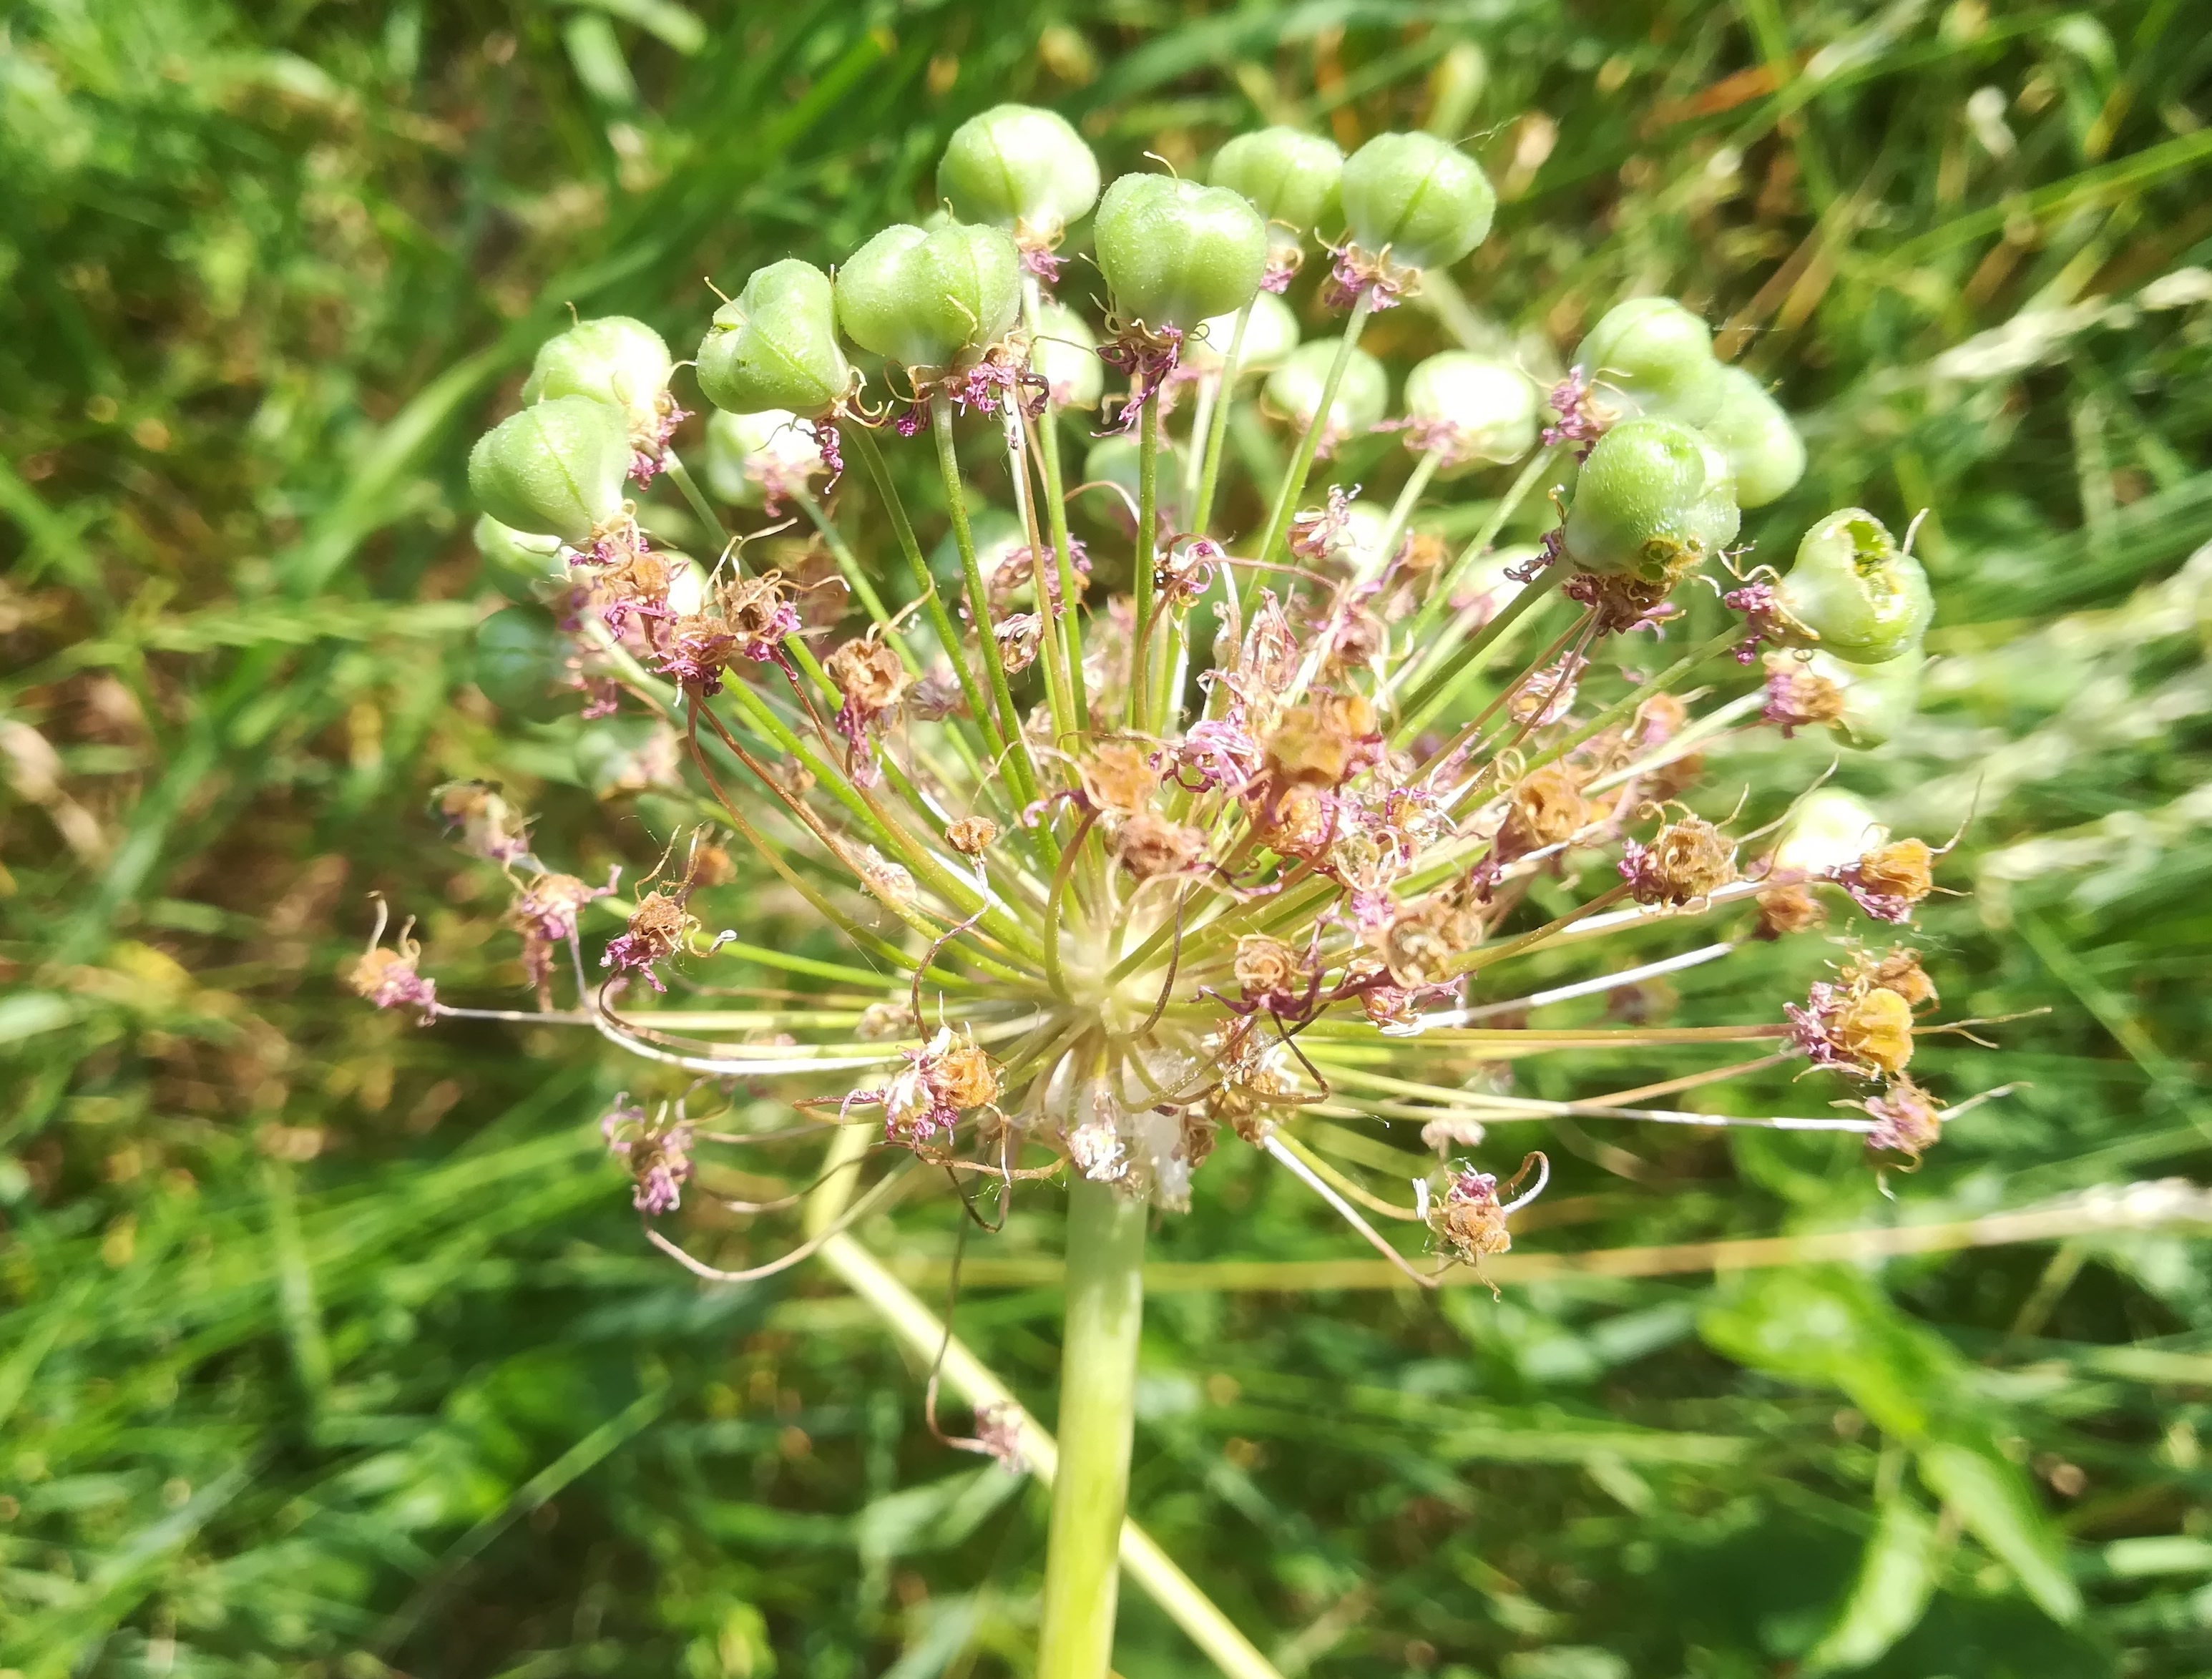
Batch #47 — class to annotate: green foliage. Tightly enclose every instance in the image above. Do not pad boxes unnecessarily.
[4,1,2211,1676]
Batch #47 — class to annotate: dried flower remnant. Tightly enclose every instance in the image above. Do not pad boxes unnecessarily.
[1618,815,1738,907]
[1834,837,1937,923]
[1788,979,1916,1077]
[509,868,618,1004]
[1430,1152,1548,1271]
[1864,1077,1944,1164]
[348,902,437,1020]
[1755,883,1828,939]
[433,780,532,865]
[1760,651,1847,737]
[601,1097,695,1213]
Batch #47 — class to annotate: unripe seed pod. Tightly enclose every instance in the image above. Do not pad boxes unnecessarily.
[1092,174,1267,331]
[1265,338,1389,439]
[521,316,673,439]
[1186,290,1300,378]
[1031,299,1104,408]
[1572,297,1724,426]
[467,395,631,545]
[1772,509,1933,664]
[696,259,852,419]
[1771,788,1884,876]
[1403,351,1541,469]
[1338,132,1495,270]
[835,223,1023,373]
[474,604,572,723]
[1563,416,1740,582]
[1701,365,1805,508]
[704,408,825,508]
[474,514,565,604]
[936,104,1100,242]
[1208,127,1344,243]
[1811,642,1925,750]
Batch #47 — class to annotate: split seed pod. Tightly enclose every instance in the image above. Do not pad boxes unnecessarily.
[1772,509,1934,664]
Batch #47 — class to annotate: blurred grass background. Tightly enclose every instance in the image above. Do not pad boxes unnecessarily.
[4,1,2211,1675]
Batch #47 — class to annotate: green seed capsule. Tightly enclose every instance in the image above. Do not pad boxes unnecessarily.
[1092,174,1267,331]
[1031,299,1104,408]
[520,316,672,440]
[1701,365,1805,508]
[835,222,1023,374]
[1338,132,1495,270]
[1572,297,1724,426]
[1264,338,1389,439]
[704,408,824,507]
[474,514,566,605]
[1187,290,1301,378]
[936,104,1100,241]
[1813,642,1925,750]
[1403,351,1541,469]
[695,259,852,420]
[1563,416,1740,582]
[1772,509,1933,664]
[474,604,572,723]
[1208,127,1344,241]
[467,396,631,545]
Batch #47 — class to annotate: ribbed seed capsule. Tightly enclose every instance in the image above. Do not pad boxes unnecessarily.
[474,514,564,604]
[1562,416,1740,582]
[466,395,631,545]
[1092,174,1268,331]
[695,259,852,419]
[474,604,572,723]
[835,222,1023,375]
[1402,351,1541,469]
[1701,365,1806,508]
[1264,338,1389,439]
[520,316,673,441]
[1572,297,1724,426]
[1208,127,1344,244]
[936,104,1100,243]
[1812,642,1926,749]
[1772,509,1934,663]
[1338,132,1495,269]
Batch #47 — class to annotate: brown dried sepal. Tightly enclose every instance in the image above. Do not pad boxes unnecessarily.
[1831,984,1914,1077]
[1498,763,1588,858]
[1843,946,1939,1012]
[1755,883,1828,939]
[945,816,999,856]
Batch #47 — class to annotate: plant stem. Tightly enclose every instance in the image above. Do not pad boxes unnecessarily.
[931,391,1039,807]
[848,422,1005,762]
[658,448,727,548]
[1190,302,1252,536]
[1037,1177,1148,1679]
[1246,290,1376,584]
[1128,395,1160,732]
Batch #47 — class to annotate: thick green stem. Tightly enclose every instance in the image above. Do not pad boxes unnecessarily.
[1037,1178,1148,1679]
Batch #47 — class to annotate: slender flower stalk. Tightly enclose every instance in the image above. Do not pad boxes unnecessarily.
[402,113,1992,1679]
